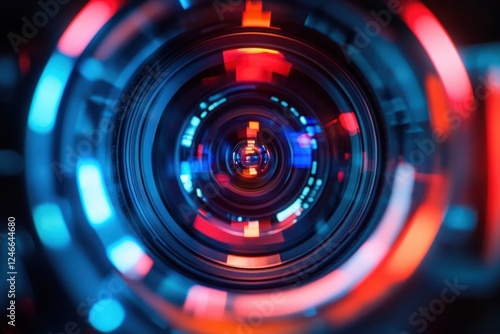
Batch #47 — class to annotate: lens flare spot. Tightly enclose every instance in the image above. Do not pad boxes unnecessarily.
[297,134,312,149]
[77,161,113,226]
[89,298,125,333]
[33,203,71,250]
[179,0,191,10]
[339,112,359,136]
[29,53,73,134]
[107,237,154,279]
[215,173,231,188]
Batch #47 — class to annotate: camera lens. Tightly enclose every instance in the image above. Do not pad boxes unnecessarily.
[116,28,381,289]
[22,0,485,332]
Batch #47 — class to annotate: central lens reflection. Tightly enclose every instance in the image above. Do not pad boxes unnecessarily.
[232,138,270,180]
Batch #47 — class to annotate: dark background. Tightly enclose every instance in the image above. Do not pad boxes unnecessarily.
[0,0,499,333]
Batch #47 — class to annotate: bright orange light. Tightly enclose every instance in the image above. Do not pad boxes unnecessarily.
[246,121,260,137]
[58,0,121,58]
[426,74,451,135]
[226,254,281,268]
[134,280,303,334]
[238,48,279,55]
[402,1,472,106]
[249,121,260,130]
[242,0,271,27]
[485,69,500,264]
[385,204,442,281]
[247,167,258,176]
[244,221,260,238]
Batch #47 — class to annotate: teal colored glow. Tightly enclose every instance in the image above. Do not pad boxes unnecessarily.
[180,174,193,193]
[444,206,477,231]
[79,58,104,82]
[311,138,318,150]
[107,237,144,273]
[89,298,125,333]
[28,52,73,134]
[277,199,302,222]
[33,203,71,249]
[179,0,191,10]
[181,138,193,147]
[207,97,227,111]
[180,161,191,174]
[307,177,314,186]
[190,116,201,127]
[180,161,193,192]
[181,117,202,148]
[77,161,113,225]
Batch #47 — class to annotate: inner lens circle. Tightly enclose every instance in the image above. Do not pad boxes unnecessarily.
[231,139,270,179]
[117,30,381,289]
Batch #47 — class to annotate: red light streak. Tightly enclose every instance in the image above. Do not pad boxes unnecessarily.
[223,48,292,83]
[485,69,500,264]
[426,74,451,135]
[58,0,121,58]
[402,1,472,106]
[327,173,447,324]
